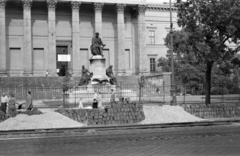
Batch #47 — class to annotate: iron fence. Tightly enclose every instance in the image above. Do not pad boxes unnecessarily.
[0,83,240,108]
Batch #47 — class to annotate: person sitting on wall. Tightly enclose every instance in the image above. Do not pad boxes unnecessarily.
[106,65,118,85]
[79,65,92,86]
[90,32,106,56]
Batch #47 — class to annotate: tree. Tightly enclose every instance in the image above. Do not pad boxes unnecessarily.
[162,30,205,90]
[60,69,75,108]
[176,0,240,104]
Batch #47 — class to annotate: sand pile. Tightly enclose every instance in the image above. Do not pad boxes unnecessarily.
[141,105,205,124]
[0,112,85,131]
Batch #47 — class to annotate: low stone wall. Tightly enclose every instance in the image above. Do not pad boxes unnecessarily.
[55,101,145,126]
[181,104,240,118]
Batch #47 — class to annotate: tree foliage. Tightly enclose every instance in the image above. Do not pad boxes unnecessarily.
[61,69,75,92]
[175,0,240,104]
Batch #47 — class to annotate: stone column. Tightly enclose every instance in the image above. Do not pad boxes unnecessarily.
[116,4,126,76]
[47,0,57,76]
[71,1,81,76]
[93,3,104,35]
[22,0,32,76]
[137,5,147,74]
[0,0,6,76]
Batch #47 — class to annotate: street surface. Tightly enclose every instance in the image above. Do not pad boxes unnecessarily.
[1,124,240,156]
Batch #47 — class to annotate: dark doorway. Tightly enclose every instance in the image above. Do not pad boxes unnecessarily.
[56,46,68,76]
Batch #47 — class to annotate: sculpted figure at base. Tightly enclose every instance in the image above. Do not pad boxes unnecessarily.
[90,32,106,56]
[106,65,118,85]
[79,66,93,86]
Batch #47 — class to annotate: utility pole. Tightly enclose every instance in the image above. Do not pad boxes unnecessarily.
[170,0,177,105]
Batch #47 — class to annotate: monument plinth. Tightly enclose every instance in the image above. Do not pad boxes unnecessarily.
[89,55,109,84]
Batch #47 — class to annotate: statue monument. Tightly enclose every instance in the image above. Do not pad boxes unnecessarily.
[78,32,117,85]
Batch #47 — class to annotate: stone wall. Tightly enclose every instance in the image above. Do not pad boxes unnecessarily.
[55,101,145,126]
[181,104,240,118]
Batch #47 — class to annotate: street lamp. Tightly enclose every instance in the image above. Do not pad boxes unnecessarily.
[170,0,177,105]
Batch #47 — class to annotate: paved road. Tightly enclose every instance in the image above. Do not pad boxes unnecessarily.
[1,124,240,156]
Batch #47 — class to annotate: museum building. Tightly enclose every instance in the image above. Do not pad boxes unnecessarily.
[0,0,178,77]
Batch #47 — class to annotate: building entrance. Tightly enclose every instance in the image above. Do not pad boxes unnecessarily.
[56,46,69,76]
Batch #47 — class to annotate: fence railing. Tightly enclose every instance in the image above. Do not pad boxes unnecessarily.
[0,84,240,108]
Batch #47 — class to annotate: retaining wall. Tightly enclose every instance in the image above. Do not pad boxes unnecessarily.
[181,104,240,118]
[55,101,145,126]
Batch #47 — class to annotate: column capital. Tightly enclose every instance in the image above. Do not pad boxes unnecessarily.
[94,3,104,11]
[116,4,126,13]
[22,0,32,9]
[138,5,147,13]
[0,0,7,8]
[71,1,81,10]
[47,0,57,10]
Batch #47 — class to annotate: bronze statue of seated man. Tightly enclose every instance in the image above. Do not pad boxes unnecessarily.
[90,32,106,56]
[106,65,118,85]
[79,65,93,86]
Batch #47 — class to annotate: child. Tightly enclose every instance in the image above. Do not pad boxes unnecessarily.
[78,98,83,109]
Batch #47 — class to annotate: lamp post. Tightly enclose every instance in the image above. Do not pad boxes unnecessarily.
[170,0,177,105]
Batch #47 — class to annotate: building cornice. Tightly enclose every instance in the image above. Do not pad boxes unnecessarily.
[147,5,177,11]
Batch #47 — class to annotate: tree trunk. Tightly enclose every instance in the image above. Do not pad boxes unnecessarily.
[205,62,214,104]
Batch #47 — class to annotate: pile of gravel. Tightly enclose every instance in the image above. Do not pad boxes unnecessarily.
[0,112,85,130]
[141,105,205,124]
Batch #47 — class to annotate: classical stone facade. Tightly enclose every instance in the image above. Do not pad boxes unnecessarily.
[0,0,178,77]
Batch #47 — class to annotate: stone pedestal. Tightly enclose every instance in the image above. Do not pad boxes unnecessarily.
[89,55,108,83]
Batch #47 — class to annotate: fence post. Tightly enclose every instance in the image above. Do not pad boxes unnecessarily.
[162,81,165,104]
[221,82,224,102]
[183,84,185,104]
[63,90,65,108]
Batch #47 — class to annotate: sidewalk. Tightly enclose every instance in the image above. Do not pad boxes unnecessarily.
[0,117,240,141]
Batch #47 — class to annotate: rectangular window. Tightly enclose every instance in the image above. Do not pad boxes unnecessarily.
[148,30,155,45]
[150,58,156,72]
[10,48,22,70]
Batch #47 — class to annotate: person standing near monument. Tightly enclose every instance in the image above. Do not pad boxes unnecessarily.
[97,92,102,108]
[25,91,33,110]
[110,89,116,103]
[8,92,17,117]
[1,93,8,114]
[90,32,106,56]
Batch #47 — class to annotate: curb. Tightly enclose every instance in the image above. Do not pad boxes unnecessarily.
[1,119,240,141]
